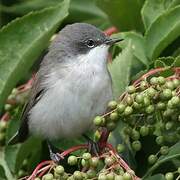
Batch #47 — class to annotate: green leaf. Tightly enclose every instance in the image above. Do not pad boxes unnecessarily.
[145,5,180,60]
[0,0,69,112]
[141,0,180,30]
[143,174,165,180]
[174,55,180,67]
[143,141,180,178]
[0,165,6,180]
[96,0,144,32]
[113,31,148,66]
[108,42,133,98]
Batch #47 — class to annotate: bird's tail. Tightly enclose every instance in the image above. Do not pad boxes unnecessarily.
[7,131,20,145]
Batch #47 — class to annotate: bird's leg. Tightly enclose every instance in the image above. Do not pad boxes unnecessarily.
[47,141,64,163]
[83,134,99,155]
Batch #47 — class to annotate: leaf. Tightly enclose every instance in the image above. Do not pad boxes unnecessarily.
[113,31,148,66]
[108,41,133,98]
[174,55,180,67]
[145,5,180,60]
[141,0,180,30]
[0,165,6,180]
[143,174,165,180]
[0,0,69,112]
[143,141,180,178]
[96,0,144,32]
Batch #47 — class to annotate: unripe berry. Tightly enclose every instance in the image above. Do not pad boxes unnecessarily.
[132,140,141,151]
[165,172,174,180]
[127,85,136,94]
[147,87,157,97]
[90,157,99,167]
[156,102,166,110]
[123,172,132,180]
[105,156,115,166]
[165,121,174,130]
[160,146,169,155]
[108,101,117,109]
[131,129,140,140]
[150,77,158,85]
[140,126,149,136]
[171,96,180,106]
[82,152,91,160]
[93,116,105,126]
[173,79,180,88]
[68,155,77,165]
[98,173,107,180]
[117,144,125,153]
[148,155,157,164]
[133,102,142,110]
[42,173,54,180]
[126,96,134,105]
[54,165,64,175]
[106,122,116,131]
[145,105,155,114]
[73,171,83,180]
[156,136,164,145]
[157,76,166,85]
[110,111,119,122]
[165,81,174,90]
[0,121,7,132]
[106,172,115,180]
[114,175,123,180]
[81,159,89,167]
[124,106,133,116]
[143,96,151,106]
[140,81,148,90]
[117,103,126,113]
[86,169,96,178]
[162,89,172,99]
[135,94,144,104]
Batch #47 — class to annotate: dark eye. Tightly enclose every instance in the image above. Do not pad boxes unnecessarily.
[86,39,95,48]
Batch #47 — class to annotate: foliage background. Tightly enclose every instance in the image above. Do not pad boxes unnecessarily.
[0,0,179,179]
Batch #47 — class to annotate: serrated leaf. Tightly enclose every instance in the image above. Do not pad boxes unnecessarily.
[141,0,180,30]
[0,0,69,112]
[145,5,180,60]
[143,141,180,178]
[96,0,144,32]
[108,42,133,98]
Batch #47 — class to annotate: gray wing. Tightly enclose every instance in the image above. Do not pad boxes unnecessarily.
[8,74,45,145]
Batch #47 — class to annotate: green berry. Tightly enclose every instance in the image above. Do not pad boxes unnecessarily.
[160,146,169,155]
[135,94,144,104]
[105,156,115,166]
[171,96,180,106]
[163,109,174,117]
[117,144,125,153]
[132,140,141,151]
[124,106,133,116]
[145,105,155,114]
[117,104,126,113]
[123,172,132,180]
[127,86,136,94]
[150,77,158,85]
[81,159,89,167]
[173,79,180,88]
[106,122,116,131]
[131,129,140,140]
[86,169,96,178]
[93,116,105,126]
[140,81,148,90]
[68,155,77,166]
[143,96,151,106]
[133,102,142,110]
[156,136,164,145]
[156,102,166,110]
[165,121,174,130]
[165,172,174,180]
[148,155,157,164]
[162,89,172,99]
[0,121,7,131]
[98,173,107,180]
[42,173,54,180]
[126,96,134,105]
[157,76,166,85]
[123,126,132,135]
[18,170,26,178]
[82,152,91,160]
[114,175,123,180]
[106,172,115,180]
[165,81,174,90]
[108,101,117,109]
[147,87,157,97]
[54,165,64,175]
[4,104,12,111]
[110,111,119,122]
[90,157,99,167]
[34,178,41,180]
[140,126,149,136]
[73,171,83,180]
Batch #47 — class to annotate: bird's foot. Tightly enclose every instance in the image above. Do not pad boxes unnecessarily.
[49,152,64,164]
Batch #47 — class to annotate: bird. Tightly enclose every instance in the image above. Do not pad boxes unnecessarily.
[8,23,122,161]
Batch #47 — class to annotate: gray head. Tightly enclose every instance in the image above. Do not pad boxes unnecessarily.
[48,23,122,59]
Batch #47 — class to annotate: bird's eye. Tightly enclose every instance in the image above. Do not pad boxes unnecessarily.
[86,39,95,48]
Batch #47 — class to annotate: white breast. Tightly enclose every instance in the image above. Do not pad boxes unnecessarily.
[29,45,113,140]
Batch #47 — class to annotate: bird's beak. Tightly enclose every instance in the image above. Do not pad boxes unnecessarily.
[104,38,123,46]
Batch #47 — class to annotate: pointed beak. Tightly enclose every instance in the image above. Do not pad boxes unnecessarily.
[104,37,123,46]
